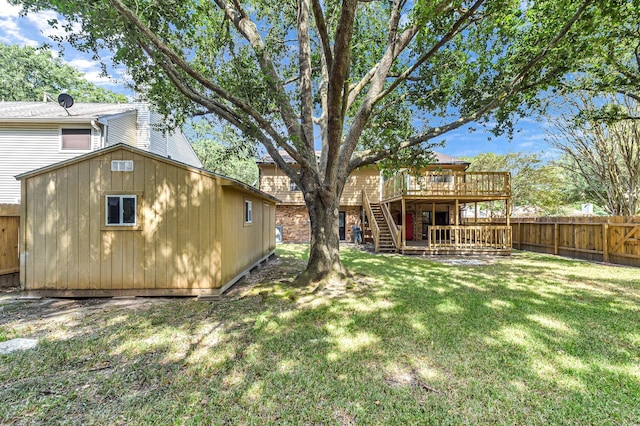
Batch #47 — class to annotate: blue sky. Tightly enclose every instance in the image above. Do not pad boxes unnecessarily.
[0,0,556,159]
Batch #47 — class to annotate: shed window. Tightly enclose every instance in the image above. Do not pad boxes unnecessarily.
[61,128,91,150]
[245,200,253,224]
[106,195,137,226]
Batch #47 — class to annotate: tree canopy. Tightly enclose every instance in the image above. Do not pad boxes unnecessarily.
[186,120,259,186]
[0,43,127,103]
[549,93,640,216]
[564,1,640,102]
[464,152,571,216]
[13,0,625,283]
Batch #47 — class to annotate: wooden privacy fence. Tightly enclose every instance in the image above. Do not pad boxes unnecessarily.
[511,216,640,267]
[0,204,20,276]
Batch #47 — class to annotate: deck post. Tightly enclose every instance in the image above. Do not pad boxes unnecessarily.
[431,202,435,226]
[506,199,510,227]
[454,199,459,246]
[474,202,478,224]
[401,197,406,251]
[455,199,459,225]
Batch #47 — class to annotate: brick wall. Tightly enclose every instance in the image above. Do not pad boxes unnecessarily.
[276,205,362,243]
[276,205,310,242]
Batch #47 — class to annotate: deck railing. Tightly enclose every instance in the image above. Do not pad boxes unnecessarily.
[426,225,512,250]
[362,190,380,252]
[382,171,510,200]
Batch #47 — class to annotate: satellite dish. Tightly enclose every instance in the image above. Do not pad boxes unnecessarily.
[57,93,74,108]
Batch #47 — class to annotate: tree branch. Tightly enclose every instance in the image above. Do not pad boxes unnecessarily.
[324,0,358,193]
[311,0,333,71]
[348,0,593,171]
[212,0,315,169]
[376,0,486,102]
[297,0,316,157]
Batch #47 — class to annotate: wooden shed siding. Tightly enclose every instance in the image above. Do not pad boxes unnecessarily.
[259,164,381,206]
[0,124,99,203]
[22,149,223,291]
[220,189,275,285]
[105,113,137,147]
[0,204,19,276]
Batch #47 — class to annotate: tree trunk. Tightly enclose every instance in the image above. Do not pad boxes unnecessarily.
[293,192,349,285]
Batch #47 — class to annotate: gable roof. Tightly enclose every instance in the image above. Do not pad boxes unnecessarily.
[258,150,470,166]
[16,143,279,203]
[0,101,136,123]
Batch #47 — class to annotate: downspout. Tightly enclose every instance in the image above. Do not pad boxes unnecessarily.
[91,120,104,149]
[98,117,109,147]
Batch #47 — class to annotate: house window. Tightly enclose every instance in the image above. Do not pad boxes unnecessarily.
[106,195,137,226]
[430,173,452,183]
[245,200,253,224]
[289,180,300,191]
[61,128,92,150]
[111,160,134,172]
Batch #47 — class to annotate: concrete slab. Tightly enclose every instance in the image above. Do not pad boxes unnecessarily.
[0,338,38,354]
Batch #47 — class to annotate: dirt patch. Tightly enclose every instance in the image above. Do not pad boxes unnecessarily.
[0,292,172,328]
[424,256,503,266]
[225,253,306,297]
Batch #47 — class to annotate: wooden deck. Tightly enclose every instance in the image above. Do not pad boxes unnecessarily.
[402,225,512,255]
[382,171,510,201]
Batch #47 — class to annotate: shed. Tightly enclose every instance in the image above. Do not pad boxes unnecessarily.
[17,144,277,297]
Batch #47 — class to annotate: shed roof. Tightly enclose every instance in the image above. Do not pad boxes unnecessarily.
[0,101,136,123]
[258,149,470,166]
[16,143,279,203]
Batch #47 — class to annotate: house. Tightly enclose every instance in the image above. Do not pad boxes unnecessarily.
[0,101,201,204]
[17,144,277,297]
[258,151,512,255]
[258,151,379,243]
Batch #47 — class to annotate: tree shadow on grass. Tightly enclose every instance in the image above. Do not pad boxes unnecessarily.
[0,246,638,424]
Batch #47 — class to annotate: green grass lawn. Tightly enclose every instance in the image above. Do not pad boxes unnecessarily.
[1,246,639,424]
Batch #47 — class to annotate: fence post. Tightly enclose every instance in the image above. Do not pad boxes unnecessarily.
[603,223,609,263]
[517,222,521,249]
[554,223,559,255]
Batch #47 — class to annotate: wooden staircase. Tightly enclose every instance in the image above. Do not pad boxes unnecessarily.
[369,203,397,253]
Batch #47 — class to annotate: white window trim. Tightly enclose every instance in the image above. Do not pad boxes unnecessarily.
[105,195,137,226]
[289,180,301,191]
[59,126,93,153]
[244,200,253,225]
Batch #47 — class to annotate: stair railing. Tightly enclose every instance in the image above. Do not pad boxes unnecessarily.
[362,190,381,252]
[380,202,401,250]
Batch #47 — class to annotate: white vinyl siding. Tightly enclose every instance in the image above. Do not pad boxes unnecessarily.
[0,125,99,203]
[148,111,202,168]
[148,111,167,157]
[104,112,137,147]
[0,103,200,204]
[134,102,151,151]
[166,131,202,168]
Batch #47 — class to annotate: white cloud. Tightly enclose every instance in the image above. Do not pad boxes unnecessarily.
[24,9,81,39]
[67,58,100,72]
[0,22,39,47]
[82,71,113,85]
[0,0,39,47]
[0,0,21,18]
